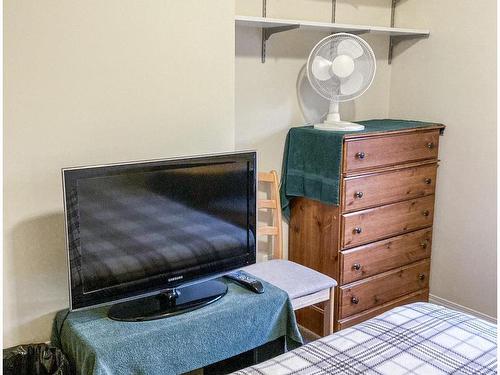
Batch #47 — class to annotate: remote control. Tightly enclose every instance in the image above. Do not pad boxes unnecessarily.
[225,270,264,294]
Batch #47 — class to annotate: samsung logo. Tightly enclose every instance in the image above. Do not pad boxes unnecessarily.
[168,276,183,282]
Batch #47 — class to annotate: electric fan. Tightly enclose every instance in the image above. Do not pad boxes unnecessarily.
[307,33,376,131]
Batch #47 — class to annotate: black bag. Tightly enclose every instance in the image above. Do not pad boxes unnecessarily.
[3,344,70,375]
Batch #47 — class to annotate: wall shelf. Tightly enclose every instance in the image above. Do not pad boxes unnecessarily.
[236,0,429,65]
[235,15,430,38]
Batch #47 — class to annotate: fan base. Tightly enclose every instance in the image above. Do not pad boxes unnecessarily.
[314,121,365,131]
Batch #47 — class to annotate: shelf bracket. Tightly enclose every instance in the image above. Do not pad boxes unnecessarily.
[261,25,300,63]
[331,0,337,23]
[260,0,300,63]
[388,0,415,64]
[388,34,428,64]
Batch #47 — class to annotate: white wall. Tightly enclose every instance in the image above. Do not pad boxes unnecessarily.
[389,0,497,318]
[4,0,235,347]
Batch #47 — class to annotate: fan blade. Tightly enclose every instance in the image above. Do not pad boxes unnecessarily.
[340,71,364,95]
[337,39,364,59]
[311,55,333,81]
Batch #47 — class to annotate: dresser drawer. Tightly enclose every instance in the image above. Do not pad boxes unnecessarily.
[339,259,430,319]
[342,163,437,212]
[344,130,440,173]
[340,229,432,284]
[342,195,435,249]
[336,289,429,330]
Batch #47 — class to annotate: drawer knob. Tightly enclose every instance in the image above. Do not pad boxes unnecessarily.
[351,297,359,304]
[354,191,364,199]
[419,274,426,281]
[420,241,429,249]
[353,227,362,234]
[352,263,361,271]
[423,210,430,217]
[426,142,435,149]
[424,178,432,185]
[355,152,366,160]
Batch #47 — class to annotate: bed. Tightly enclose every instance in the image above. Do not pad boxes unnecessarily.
[234,303,497,375]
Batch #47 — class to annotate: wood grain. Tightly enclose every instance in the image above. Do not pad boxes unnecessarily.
[341,195,435,248]
[343,164,437,212]
[289,198,340,280]
[290,198,340,336]
[288,126,443,332]
[340,228,433,284]
[295,304,324,337]
[339,259,430,318]
[336,289,429,330]
[343,130,440,173]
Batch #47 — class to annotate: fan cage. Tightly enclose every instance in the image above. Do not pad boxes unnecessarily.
[307,33,376,102]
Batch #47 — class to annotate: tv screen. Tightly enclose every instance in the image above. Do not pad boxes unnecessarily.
[63,152,256,311]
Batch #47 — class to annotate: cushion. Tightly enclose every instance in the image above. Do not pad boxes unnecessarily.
[242,260,337,300]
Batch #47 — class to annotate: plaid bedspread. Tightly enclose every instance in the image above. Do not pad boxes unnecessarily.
[235,303,497,375]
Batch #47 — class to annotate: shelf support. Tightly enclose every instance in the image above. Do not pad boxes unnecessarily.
[261,25,300,63]
[260,0,300,62]
[388,34,428,64]
[388,0,430,64]
[388,0,399,64]
[261,0,267,63]
[388,0,428,63]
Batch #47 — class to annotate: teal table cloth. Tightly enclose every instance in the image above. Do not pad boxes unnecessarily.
[51,278,302,375]
[280,119,441,218]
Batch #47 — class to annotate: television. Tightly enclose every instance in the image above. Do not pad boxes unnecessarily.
[62,151,256,321]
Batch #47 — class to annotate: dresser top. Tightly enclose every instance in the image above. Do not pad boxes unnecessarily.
[344,120,445,140]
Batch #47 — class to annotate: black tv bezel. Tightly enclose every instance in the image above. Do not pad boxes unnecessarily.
[62,151,257,311]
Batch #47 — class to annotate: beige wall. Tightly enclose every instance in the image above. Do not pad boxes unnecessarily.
[4,0,235,347]
[389,0,497,318]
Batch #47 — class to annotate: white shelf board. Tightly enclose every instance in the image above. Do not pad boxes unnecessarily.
[235,15,430,37]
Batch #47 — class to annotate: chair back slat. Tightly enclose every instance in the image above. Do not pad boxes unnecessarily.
[258,172,275,182]
[258,199,277,209]
[257,170,283,259]
[258,226,279,236]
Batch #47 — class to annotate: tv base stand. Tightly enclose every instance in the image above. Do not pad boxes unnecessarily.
[108,279,227,322]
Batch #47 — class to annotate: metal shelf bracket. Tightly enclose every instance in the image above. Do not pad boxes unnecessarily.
[388,34,428,64]
[261,25,300,63]
[260,0,300,63]
[331,0,337,23]
[387,0,428,64]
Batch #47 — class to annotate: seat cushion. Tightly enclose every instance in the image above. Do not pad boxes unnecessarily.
[242,260,337,300]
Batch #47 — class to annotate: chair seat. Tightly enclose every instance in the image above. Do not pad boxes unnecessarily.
[242,260,337,301]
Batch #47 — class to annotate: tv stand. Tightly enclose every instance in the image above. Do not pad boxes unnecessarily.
[108,279,228,322]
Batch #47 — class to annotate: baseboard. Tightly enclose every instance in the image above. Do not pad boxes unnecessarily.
[429,294,497,324]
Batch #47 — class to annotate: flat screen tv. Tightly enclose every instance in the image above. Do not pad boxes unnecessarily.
[62,151,256,321]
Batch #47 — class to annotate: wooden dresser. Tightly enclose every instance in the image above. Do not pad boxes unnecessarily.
[289,125,445,334]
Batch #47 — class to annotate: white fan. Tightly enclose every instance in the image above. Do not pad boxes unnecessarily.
[307,33,376,131]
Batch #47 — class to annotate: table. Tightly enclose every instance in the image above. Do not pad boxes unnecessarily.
[51,278,302,375]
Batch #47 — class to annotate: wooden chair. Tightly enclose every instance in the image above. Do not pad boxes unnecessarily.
[256,171,283,259]
[243,170,337,336]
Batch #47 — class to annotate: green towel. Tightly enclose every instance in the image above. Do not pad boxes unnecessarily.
[51,278,302,375]
[280,119,439,219]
